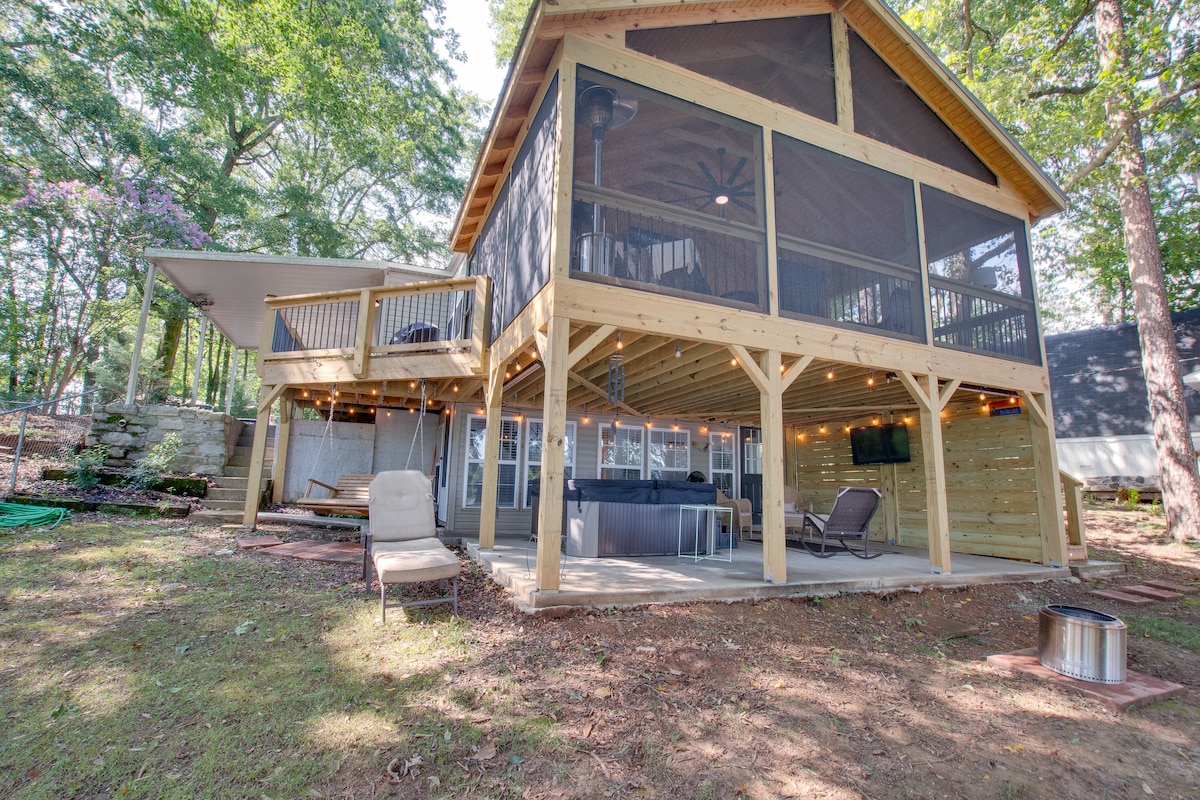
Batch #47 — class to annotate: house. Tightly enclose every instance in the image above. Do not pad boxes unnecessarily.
[1046,308,1200,496]
[146,0,1076,597]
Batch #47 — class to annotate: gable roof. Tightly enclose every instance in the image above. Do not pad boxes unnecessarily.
[450,0,1068,253]
[1045,308,1200,439]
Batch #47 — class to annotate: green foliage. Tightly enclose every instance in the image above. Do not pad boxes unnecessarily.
[128,433,182,489]
[73,445,109,491]
[1117,486,1141,510]
[1,0,484,404]
[488,0,529,68]
[896,0,1200,326]
[1125,615,1200,653]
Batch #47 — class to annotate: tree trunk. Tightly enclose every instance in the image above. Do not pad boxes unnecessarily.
[150,309,187,404]
[1096,0,1200,541]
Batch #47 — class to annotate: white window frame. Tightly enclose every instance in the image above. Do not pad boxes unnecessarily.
[709,431,736,497]
[463,414,521,508]
[599,423,645,480]
[525,419,576,507]
[648,427,690,481]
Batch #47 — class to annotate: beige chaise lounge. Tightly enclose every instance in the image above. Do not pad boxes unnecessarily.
[363,471,459,621]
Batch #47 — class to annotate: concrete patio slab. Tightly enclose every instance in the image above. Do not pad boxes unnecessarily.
[464,536,1070,612]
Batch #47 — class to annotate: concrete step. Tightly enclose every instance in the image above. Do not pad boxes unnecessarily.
[213,476,249,490]
[1088,588,1155,606]
[223,466,270,479]
[1144,579,1198,594]
[200,499,247,511]
[207,487,247,501]
[1070,560,1125,580]
[1121,585,1183,602]
[232,445,273,459]
[191,508,244,524]
[228,455,273,469]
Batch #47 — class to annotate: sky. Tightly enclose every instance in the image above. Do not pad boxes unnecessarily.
[442,0,509,109]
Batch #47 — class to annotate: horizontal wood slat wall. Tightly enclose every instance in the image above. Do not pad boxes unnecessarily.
[786,400,1043,561]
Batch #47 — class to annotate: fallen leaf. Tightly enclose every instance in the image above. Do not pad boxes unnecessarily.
[593,686,612,699]
[235,621,256,635]
[470,745,497,761]
[1143,783,1153,795]
[1003,743,1025,753]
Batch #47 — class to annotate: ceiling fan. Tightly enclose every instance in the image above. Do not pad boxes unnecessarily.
[668,147,755,213]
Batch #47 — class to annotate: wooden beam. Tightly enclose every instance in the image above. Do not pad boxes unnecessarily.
[831,11,854,132]
[270,391,293,504]
[730,344,768,392]
[352,287,375,378]
[257,382,288,414]
[535,316,570,591]
[242,384,275,527]
[1023,390,1069,567]
[916,373,951,574]
[478,364,505,550]
[781,354,815,392]
[759,349,787,584]
[568,370,642,417]
[567,325,616,369]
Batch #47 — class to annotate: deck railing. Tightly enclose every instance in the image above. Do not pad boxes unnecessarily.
[261,275,492,379]
[929,278,1038,363]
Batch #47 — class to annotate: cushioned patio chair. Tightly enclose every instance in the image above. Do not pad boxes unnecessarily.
[797,487,883,559]
[363,471,459,621]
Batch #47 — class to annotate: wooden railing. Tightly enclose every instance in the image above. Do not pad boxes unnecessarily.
[1060,469,1087,562]
[260,275,492,380]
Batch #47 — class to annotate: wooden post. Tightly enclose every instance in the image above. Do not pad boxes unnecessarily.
[879,414,900,544]
[730,346,793,584]
[534,317,569,591]
[1021,390,1070,567]
[478,363,505,549]
[1061,470,1087,560]
[898,372,954,574]
[759,350,786,583]
[271,391,293,504]
[242,383,282,526]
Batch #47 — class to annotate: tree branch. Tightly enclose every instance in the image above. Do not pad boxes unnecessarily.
[1050,1,1099,56]
[1063,76,1200,192]
[1028,82,1097,99]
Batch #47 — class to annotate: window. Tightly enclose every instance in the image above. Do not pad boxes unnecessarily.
[600,423,644,480]
[773,132,923,340]
[709,432,735,497]
[648,428,689,481]
[464,415,521,508]
[571,68,767,308]
[525,420,576,506]
[921,185,1039,362]
[743,429,763,475]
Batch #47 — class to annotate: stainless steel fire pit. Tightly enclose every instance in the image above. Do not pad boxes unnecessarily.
[1037,605,1126,684]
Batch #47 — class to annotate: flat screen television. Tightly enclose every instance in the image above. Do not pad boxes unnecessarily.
[850,423,911,465]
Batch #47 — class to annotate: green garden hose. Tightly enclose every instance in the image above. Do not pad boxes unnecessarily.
[0,502,72,529]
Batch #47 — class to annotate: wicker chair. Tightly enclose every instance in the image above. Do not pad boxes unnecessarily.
[797,487,883,559]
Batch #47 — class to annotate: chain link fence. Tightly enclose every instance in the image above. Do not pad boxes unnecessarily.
[1,392,102,494]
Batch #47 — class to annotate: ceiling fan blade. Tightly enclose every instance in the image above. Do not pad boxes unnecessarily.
[731,197,756,213]
[668,179,711,193]
[730,178,756,193]
[697,161,719,188]
[725,156,749,185]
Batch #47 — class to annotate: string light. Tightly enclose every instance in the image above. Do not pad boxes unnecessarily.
[867,372,875,386]
[826,369,835,380]
[731,357,738,367]
[675,344,681,358]
[616,332,623,350]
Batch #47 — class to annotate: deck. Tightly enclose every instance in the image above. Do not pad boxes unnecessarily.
[463,534,1070,612]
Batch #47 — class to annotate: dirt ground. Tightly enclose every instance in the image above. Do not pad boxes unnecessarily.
[308,506,1198,800]
[4,458,1199,799]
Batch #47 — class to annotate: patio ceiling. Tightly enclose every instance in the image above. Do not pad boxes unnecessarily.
[144,248,452,350]
[490,323,1002,429]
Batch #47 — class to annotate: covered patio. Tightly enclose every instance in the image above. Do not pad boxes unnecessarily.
[464,533,1070,611]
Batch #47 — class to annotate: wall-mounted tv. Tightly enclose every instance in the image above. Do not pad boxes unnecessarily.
[850,423,911,465]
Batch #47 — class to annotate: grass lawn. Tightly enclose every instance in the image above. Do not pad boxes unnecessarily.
[0,520,559,799]
[3,510,1199,800]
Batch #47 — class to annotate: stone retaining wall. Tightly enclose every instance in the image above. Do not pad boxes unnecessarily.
[88,403,242,475]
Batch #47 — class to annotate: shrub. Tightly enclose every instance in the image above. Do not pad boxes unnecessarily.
[73,445,109,491]
[128,433,181,489]
[1116,486,1141,510]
